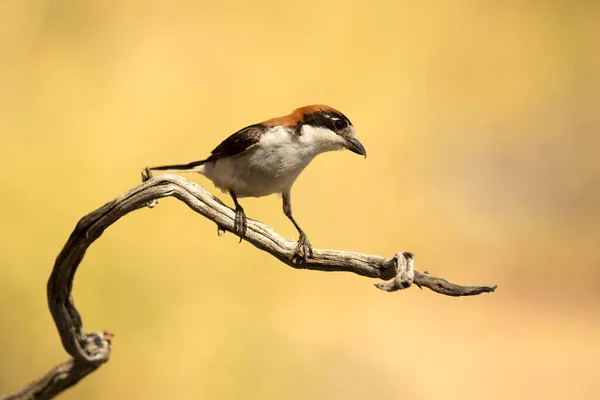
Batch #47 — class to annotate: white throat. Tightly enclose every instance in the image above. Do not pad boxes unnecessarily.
[297,124,346,156]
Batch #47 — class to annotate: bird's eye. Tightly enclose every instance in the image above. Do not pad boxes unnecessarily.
[333,119,347,131]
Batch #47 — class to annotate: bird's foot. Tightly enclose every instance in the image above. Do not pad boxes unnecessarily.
[141,167,152,182]
[292,232,313,264]
[141,167,158,208]
[233,206,247,242]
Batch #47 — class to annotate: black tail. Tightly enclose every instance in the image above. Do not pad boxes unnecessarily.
[149,160,207,171]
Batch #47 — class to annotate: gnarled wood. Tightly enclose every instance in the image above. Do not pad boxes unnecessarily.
[1,174,496,400]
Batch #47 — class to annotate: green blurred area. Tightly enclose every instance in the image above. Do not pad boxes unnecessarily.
[1,1,599,399]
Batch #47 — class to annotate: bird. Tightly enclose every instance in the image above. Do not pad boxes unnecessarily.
[147,104,367,263]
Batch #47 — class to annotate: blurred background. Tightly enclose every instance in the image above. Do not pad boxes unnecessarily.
[1,1,599,399]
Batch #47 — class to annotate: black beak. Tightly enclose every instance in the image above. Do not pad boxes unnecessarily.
[345,137,367,157]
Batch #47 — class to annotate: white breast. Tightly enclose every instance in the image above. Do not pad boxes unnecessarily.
[200,125,345,198]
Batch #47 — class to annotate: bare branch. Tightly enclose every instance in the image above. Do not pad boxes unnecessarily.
[2,174,496,400]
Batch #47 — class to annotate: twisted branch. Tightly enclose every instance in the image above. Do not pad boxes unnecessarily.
[1,174,496,400]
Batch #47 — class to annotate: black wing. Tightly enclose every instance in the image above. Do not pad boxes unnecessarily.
[205,123,268,162]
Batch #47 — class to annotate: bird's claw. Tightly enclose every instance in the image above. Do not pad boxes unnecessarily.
[292,233,313,264]
[141,167,158,208]
[233,207,247,243]
[141,167,152,183]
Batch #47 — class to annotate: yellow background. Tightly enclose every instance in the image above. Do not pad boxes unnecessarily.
[1,1,599,399]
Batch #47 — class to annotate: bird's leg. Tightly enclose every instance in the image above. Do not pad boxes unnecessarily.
[282,191,313,264]
[229,191,247,243]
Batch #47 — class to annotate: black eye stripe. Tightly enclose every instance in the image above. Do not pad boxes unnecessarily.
[302,111,352,134]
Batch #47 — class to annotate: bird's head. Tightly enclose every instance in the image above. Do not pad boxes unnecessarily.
[266,105,367,157]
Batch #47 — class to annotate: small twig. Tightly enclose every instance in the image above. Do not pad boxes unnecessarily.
[2,174,496,400]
